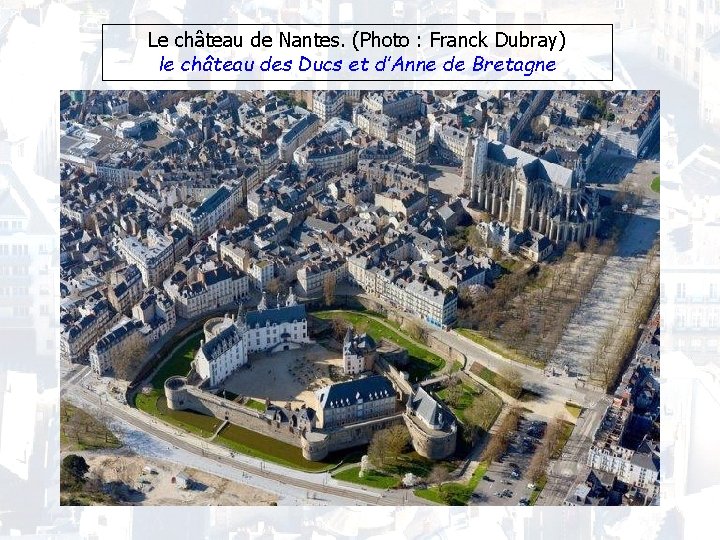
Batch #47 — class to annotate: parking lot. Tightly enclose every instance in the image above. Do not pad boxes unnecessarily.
[470,415,547,507]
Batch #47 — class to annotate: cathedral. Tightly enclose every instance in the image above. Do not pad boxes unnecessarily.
[465,135,600,244]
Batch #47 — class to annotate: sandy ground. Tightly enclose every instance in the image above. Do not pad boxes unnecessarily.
[223,343,344,408]
[71,450,277,506]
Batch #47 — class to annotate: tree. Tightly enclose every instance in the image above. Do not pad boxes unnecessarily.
[402,319,427,343]
[527,444,549,483]
[330,318,350,342]
[630,268,643,293]
[63,410,85,446]
[466,226,486,251]
[565,242,581,258]
[427,464,450,487]
[367,425,410,470]
[266,277,285,296]
[498,366,523,398]
[323,273,337,307]
[113,337,149,381]
[443,377,464,408]
[221,207,250,230]
[61,454,89,489]
[544,415,565,459]
[482,406,522,462]
[464,392,496,431]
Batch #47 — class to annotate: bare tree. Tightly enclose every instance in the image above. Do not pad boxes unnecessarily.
[464,392,496,431]
[527,445,549,483]
[330,318,350,342]
[221,207,250,230]
[443,377,464,408]
[427,464,450,487]
[323,273,337,307]
[402,319,427,343]
[368,425,410,471]
[63,409,85,446]
[113,338,149,381]
[498,366,523,398]
[630,268,643,294]
[265,277,285,296]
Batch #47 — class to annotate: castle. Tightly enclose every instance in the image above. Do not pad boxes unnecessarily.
[194,291,311,387]
[167,298,457,461]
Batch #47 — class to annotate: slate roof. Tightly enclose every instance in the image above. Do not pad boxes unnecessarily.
[201,323,243,362]
[316,375,394,410]
[246,303,306,328]
[487,141,576,189]
[407,387,455,431]
[94,318,143,353]
[630,439,660,473]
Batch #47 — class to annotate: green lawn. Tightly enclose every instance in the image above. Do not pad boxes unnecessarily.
[333,466,399,489]
[456,328,544,368]
[529,475,547,505]
[415,461,488,506]
[565,402,583,419]
[215,423,336,472]
[550,421,575,460]
[136,391,222,438]
[469,362,522,399]
[437,383,502,431]
[245,398,266,411]
[313,310,445,380]
[650,176,660,193]
[149,331,202,389]
[60,401,122,451]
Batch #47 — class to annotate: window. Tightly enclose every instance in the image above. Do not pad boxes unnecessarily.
[677,282,686,298]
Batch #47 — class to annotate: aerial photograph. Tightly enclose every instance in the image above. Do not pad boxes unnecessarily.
[59,89,660,506]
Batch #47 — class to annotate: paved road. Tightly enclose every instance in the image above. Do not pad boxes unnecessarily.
[62,370,425,506]
[431,328,600,409]
[537,394,613,505]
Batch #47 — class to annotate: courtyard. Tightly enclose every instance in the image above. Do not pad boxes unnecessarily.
[221,343,345,409]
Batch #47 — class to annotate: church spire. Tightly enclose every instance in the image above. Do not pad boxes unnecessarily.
[258,291,267,311]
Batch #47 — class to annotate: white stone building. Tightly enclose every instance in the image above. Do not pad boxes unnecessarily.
[118,228,187,287]
[165,263,249,319]
[342,328,376,376]
[195,321,248,387]
[244,292,311,353]
[194,293,312,386]
[312,90,344,122]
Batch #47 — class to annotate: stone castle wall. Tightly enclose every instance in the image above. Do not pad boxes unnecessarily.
[404,414,457,460]
[165,376,455,462]
[164,376,299,447]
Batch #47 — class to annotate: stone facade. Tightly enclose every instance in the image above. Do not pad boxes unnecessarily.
[164,372,457,462]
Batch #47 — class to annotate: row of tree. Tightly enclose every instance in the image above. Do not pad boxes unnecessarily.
[482,406,522,463]
[526,415,567,483]
[586,243,659,390]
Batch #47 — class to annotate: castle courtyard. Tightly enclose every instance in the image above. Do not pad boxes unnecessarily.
[221,342,345,409]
